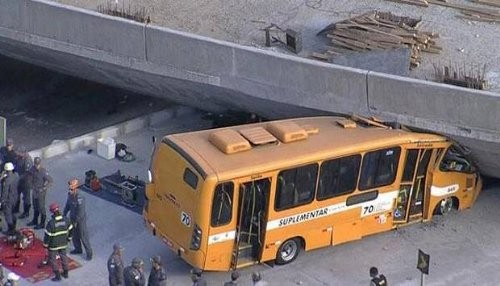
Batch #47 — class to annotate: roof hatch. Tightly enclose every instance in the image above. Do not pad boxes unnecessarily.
[266,121,309,143]
[208,129,251,154]
[239,127,278,145]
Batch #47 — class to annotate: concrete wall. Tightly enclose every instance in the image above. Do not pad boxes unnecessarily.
[0,0,499,177]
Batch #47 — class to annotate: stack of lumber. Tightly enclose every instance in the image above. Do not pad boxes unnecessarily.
[313,11,441,69]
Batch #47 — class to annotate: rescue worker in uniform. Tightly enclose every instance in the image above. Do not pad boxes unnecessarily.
[43,203,73,282]
[13,147,33,218]
[369,266,388,286]
[64,178,93,260]
[252,272,269,286]
[224,271,240,286]
[190,268,207,286]
[108,243,125,286]
[1,162,19,235]
[124,257,145,286]
[147,256,167,286]
[28,157,53,229]
[0,139,17,171]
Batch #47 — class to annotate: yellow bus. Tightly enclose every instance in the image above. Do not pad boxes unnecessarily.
[143,116,482,271]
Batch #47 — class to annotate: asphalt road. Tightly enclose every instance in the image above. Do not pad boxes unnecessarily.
[2,111,497,286]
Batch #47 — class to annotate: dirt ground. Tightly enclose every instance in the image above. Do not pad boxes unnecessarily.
[51,0,500,92]
[0,54,172,151]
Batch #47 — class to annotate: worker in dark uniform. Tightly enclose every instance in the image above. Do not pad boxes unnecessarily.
[224,271,240,286]
[124,257,145,286]
[64,178,93,260]
[1,162,19,235]
[147,256,167,286]
[13,147,33,217]
[108,243,125,286]
[44,202,73,282]
[27,157,53,229]
[0,139,17,171]
[369,266,388,286]
[190,268,207,286]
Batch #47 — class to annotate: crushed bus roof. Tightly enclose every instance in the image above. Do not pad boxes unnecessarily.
[164,116,446,180]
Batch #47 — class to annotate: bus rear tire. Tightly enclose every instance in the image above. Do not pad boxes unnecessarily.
[276,238,301,265]
[436,197,454,215]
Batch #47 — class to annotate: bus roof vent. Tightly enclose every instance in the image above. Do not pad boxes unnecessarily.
[239,127,278,145]
[208,129,251,154]
[266,121,308,143]
[301,124,319,135]
[336,119,357,129]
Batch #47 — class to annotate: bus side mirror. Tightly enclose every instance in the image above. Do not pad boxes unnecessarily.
[152,136,156,144]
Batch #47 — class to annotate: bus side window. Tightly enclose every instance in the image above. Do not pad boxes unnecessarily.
[275,164,318,211]
[211,182,234,227]
[359,147,401,191]
[317,154,360,200]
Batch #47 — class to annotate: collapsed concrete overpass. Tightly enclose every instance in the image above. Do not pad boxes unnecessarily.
[1,0,499,178]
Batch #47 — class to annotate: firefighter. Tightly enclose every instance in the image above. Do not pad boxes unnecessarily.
[224,271,240,286]
[190,268,207,286]
[1,162,19,235]
[147,256,167,286]
[0,139,17,171]
[27,157,53,229]
[13,147,33,218]
[44,202,73,282]
[63,178,93,260]
[108,243,125,286]
[124,257,145,286]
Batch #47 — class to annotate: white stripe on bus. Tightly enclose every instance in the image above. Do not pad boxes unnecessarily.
[208,230,236,245]
[430,184,459,197]
[266,191,399,231]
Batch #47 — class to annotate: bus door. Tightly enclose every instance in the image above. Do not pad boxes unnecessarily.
[394,148,433,224]
[231,177,271,269]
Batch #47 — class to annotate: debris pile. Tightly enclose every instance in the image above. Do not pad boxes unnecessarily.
[433,63,488,90]
[313,11,441,69]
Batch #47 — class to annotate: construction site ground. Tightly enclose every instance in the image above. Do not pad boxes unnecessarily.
[50,0,500,92]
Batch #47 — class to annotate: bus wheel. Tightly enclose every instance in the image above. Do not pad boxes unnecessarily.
[276,238,300,265]
[436,197,454,215]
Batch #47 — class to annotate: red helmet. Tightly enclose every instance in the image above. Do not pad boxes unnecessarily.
[49,203,60,213]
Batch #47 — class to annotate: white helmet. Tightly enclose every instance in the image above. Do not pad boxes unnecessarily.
[7,272,20,281]
[4,162,14,171]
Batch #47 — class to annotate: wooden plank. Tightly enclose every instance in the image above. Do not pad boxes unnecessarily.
[384,0,429,7]
[428,0,500,16]
[311,52,331,61]
[456,14,500,22]
[472,0,500,9]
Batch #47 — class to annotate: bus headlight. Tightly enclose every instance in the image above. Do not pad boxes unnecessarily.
[147,170,153,183]
[190,224,202,250]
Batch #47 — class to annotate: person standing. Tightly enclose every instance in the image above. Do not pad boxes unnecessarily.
[369,266,388,286]
[27,157,52,229]
[43,203,73,282]
[147,256,167,286]
[63,178,93,260]
[190,268,207,286]
[224,271,240,286]
[108,243,125,286]
[252,272,269,286]
[1,162,19,235]
[124,257,145,286]
[13,147,33,217]
[0,139,17,171]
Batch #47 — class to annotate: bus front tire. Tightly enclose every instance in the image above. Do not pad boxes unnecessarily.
[276,238,301,265]
[436,197,454,215]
